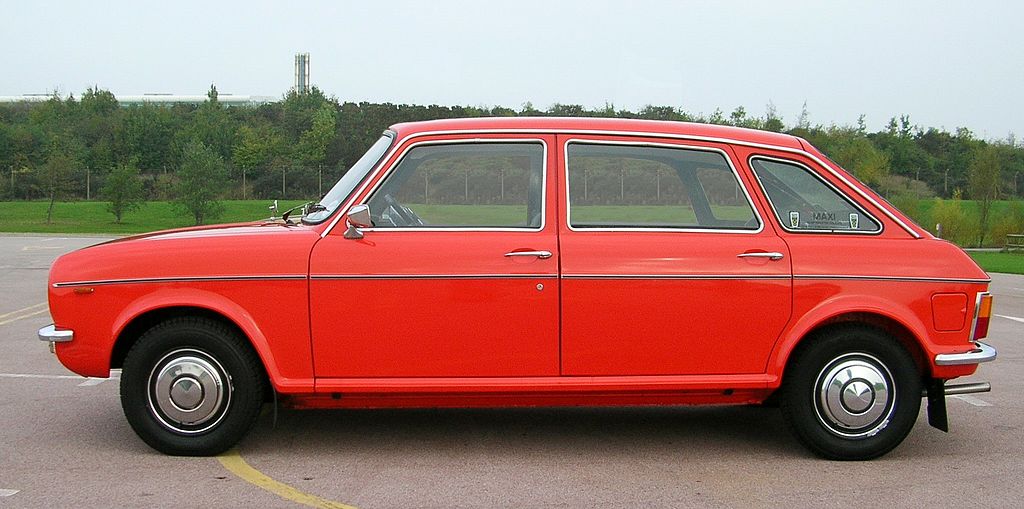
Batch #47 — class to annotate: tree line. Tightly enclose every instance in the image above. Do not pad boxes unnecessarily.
[0,85,1020,240]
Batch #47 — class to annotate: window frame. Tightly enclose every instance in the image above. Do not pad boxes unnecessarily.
[358,138,549,232]
[748,154,884,235]
[563,139,764,234]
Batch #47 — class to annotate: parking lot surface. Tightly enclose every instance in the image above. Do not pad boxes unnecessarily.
[1,234,1021,508]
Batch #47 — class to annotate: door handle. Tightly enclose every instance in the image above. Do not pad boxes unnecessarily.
[737,252,785,261]
[504,250,553,259]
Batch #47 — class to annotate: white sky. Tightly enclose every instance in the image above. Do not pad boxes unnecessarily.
[2,0,1020,138]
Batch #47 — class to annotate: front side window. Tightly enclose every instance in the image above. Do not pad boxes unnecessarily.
[366,142,545,229]
[566,142,758,230]
[750,157,881,233]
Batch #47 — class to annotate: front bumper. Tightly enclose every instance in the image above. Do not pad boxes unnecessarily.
[934,341,997,366]
[38,324,73,343]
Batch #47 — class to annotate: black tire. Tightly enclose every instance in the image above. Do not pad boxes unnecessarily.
[780,326,921,460]
[120,317,265,456]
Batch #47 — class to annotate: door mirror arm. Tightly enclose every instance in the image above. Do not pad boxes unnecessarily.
[344,204,372,239]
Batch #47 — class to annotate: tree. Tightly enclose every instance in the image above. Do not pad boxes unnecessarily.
[175,140,227,225]
[831,131,891,191]
[42,142,78,224]
[968,145,1001,246]
[102,163,145,223]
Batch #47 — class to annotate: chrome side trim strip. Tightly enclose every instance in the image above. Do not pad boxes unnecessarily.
[312,274,557,280]
[934,342,997,366]
[794,275,992,284]
[562,274,790,280]
[52,275,307,288]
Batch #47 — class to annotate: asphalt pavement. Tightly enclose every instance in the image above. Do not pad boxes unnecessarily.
[0,234,1020,508]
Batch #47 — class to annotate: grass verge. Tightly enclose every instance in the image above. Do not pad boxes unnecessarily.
[968,251,1024,275]
[0,200,308,234]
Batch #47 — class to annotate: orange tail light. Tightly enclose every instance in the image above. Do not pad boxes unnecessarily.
[971,293,993,341]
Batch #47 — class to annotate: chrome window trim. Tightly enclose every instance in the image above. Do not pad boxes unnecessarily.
[321,127,921,239]
[793,275,991,284]
[312,274,557,280]
[52,275,307,288]
[748,155,883,235]
[562,139,764,234]
[326,138,548,236]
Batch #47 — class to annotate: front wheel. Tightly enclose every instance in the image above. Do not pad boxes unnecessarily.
[780,327,921,460]
[120,317,265,456]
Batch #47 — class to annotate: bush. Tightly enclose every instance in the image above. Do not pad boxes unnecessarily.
[991,201,1024,249]
[931,196,980,246]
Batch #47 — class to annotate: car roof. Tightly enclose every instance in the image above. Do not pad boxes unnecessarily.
[389,117,804,149]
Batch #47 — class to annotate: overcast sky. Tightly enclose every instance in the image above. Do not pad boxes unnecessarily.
[2,1,1020,138]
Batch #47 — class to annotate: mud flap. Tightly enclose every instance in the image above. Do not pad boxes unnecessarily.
[926,379,949,432]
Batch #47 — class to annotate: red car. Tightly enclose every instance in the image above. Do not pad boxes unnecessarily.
[40,117,996,460]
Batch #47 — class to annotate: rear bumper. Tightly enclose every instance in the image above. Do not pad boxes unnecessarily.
[934,341,996,366]
[38,324,73,343]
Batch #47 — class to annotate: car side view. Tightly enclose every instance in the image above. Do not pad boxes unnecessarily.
[39,117,997,460]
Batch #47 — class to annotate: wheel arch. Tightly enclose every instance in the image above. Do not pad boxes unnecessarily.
[108,292,285,392]
[769,300,933,385]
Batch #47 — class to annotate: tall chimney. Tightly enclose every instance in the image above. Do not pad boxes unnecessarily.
[294,53,310,94]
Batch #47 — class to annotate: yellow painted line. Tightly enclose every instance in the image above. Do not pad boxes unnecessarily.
[0,303,47,321]
[0,306,49,326]
[217,449,357,509]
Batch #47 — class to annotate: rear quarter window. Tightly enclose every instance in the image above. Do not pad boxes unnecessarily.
[750,157,881,233]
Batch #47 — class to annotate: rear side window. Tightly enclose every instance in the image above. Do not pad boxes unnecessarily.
[750,157,881,233]
[566,142,758,230]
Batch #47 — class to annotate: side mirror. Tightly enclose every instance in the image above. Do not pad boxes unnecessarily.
[344,204,372,239]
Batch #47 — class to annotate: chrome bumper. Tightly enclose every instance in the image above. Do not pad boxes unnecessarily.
[38,324,73,343]
[934,341,996,366]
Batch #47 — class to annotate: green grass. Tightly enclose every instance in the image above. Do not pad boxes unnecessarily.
[0,200,308,234]
[968,251,1024,275]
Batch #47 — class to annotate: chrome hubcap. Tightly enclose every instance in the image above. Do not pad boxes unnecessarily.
[148,349,231,434]
[815,353,894,438]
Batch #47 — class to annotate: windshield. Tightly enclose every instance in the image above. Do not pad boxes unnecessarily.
[303,131,395,224]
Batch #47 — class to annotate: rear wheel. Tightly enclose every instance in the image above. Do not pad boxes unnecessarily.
[120,317,265,456]
[781,327,921,460]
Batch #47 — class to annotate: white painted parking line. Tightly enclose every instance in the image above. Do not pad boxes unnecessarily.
[0,489,19,497]
[995,314,1024,324]
[21,245,65,251]
[0,303,49,326]
[952,395,993,407]
[0,303,47,321]
[0,373,119,383]
[0,373,83,380]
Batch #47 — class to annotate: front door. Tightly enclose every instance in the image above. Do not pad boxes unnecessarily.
[557,135,793,375]
[310,135,560,378]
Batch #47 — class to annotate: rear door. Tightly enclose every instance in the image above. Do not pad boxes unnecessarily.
[557,135,793,375]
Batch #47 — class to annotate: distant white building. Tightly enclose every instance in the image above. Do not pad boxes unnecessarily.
[0,93,276,107]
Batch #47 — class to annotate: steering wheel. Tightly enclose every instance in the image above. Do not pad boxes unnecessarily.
[382,193,421,226]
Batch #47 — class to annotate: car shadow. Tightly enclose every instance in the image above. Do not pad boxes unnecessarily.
[239,404,806,460]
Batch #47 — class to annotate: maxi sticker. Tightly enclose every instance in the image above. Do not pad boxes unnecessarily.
[789,211,800,228]
[850,213,859,229]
